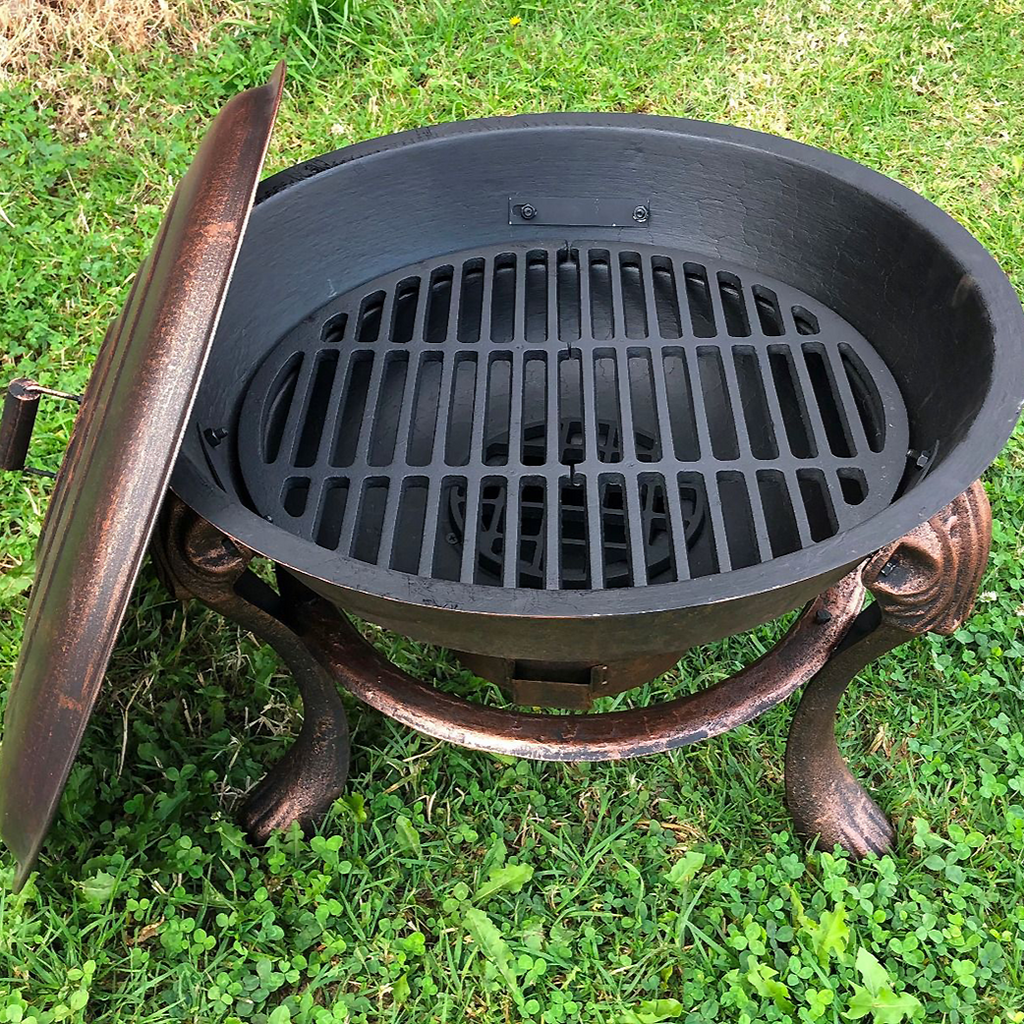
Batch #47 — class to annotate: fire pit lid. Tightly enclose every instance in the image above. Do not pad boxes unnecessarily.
[0,66,284,887]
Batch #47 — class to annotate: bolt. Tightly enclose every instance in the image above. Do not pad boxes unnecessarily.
[814,607,833,625]
[520,203,537,221]
[632,205,649,223]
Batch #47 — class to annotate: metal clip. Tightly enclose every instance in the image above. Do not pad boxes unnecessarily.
[0,378,82,479]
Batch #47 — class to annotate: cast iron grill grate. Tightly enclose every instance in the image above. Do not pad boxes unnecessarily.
[237,242,909,589]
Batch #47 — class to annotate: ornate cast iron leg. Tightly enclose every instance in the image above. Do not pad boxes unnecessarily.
[151,495,350,843]
[785,481,992,856]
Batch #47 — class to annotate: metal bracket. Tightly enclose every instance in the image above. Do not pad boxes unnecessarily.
[508,196,651,227]
[0,378,81,479]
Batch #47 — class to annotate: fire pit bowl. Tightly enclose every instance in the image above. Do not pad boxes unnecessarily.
[2,68,1022,888]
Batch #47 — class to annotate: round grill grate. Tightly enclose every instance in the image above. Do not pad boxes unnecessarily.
[237,242,909,590]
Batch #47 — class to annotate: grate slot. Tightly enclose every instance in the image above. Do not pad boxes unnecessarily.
[329,351,375,468]
[351,478,389,563]
[521,352,547,465]
[424,266,454,344]
[557,247,581,341]
[592,350,622,464]
[661,348,700,462]
[791,305,820,336]
[282,477,310,518]
[356,290,386,343]
[651,255,683,339]
[756,469,801,558]
[717,471,760,569]
[588,249,614,341]
[797,469,839,542]
[678,472,719,577]
[261,352,304,463]
[390,276,421,345]
[559,478,591,589]
[368,352,408,466]
[557,350,585,465]
[491,253,516,344]
[767,345,815,459]
[444,354,478,466]
[696,346,739,460]
[472,477,508,584]
[619,251,648,339]
[516,479,545,588]
[482,353,513,466]
[315,478,350,550]
[321,311,348,344]
[458,259,485,343]
[751,284,785,336]
[683,262,716,337]
[803,343,855,457]
[389,477,429,573]
[838,467,868,506]
[638,473,676,584]
[838,343,886,453]
[732,347,778,460]
[430,477,465,580]
[599,474,633,588]
[406,352,443,466]
[525,249,548,343]
[718,272,751,337]
[627,348,662,462]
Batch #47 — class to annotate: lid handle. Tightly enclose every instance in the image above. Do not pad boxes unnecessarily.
[0,379,81,478]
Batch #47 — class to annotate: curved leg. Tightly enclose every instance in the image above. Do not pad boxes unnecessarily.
[152,496,349,843]
[786,481,992,856]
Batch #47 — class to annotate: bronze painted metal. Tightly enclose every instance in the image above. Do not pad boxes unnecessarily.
[151,496,350,843]
[785,480,992,855]
[0,66,285,890]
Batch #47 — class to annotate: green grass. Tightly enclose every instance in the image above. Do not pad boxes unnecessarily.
[1,1,1023,1021]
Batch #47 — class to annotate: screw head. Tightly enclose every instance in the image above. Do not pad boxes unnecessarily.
[632,204,649,223]
[520,203,537,221]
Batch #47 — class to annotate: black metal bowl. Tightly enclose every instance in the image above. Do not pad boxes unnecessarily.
[172,114,1024,662]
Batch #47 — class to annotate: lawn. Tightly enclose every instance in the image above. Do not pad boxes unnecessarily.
[1,0,1023,1021]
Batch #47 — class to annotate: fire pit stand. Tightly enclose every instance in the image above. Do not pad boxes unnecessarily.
[150,480,989,859]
